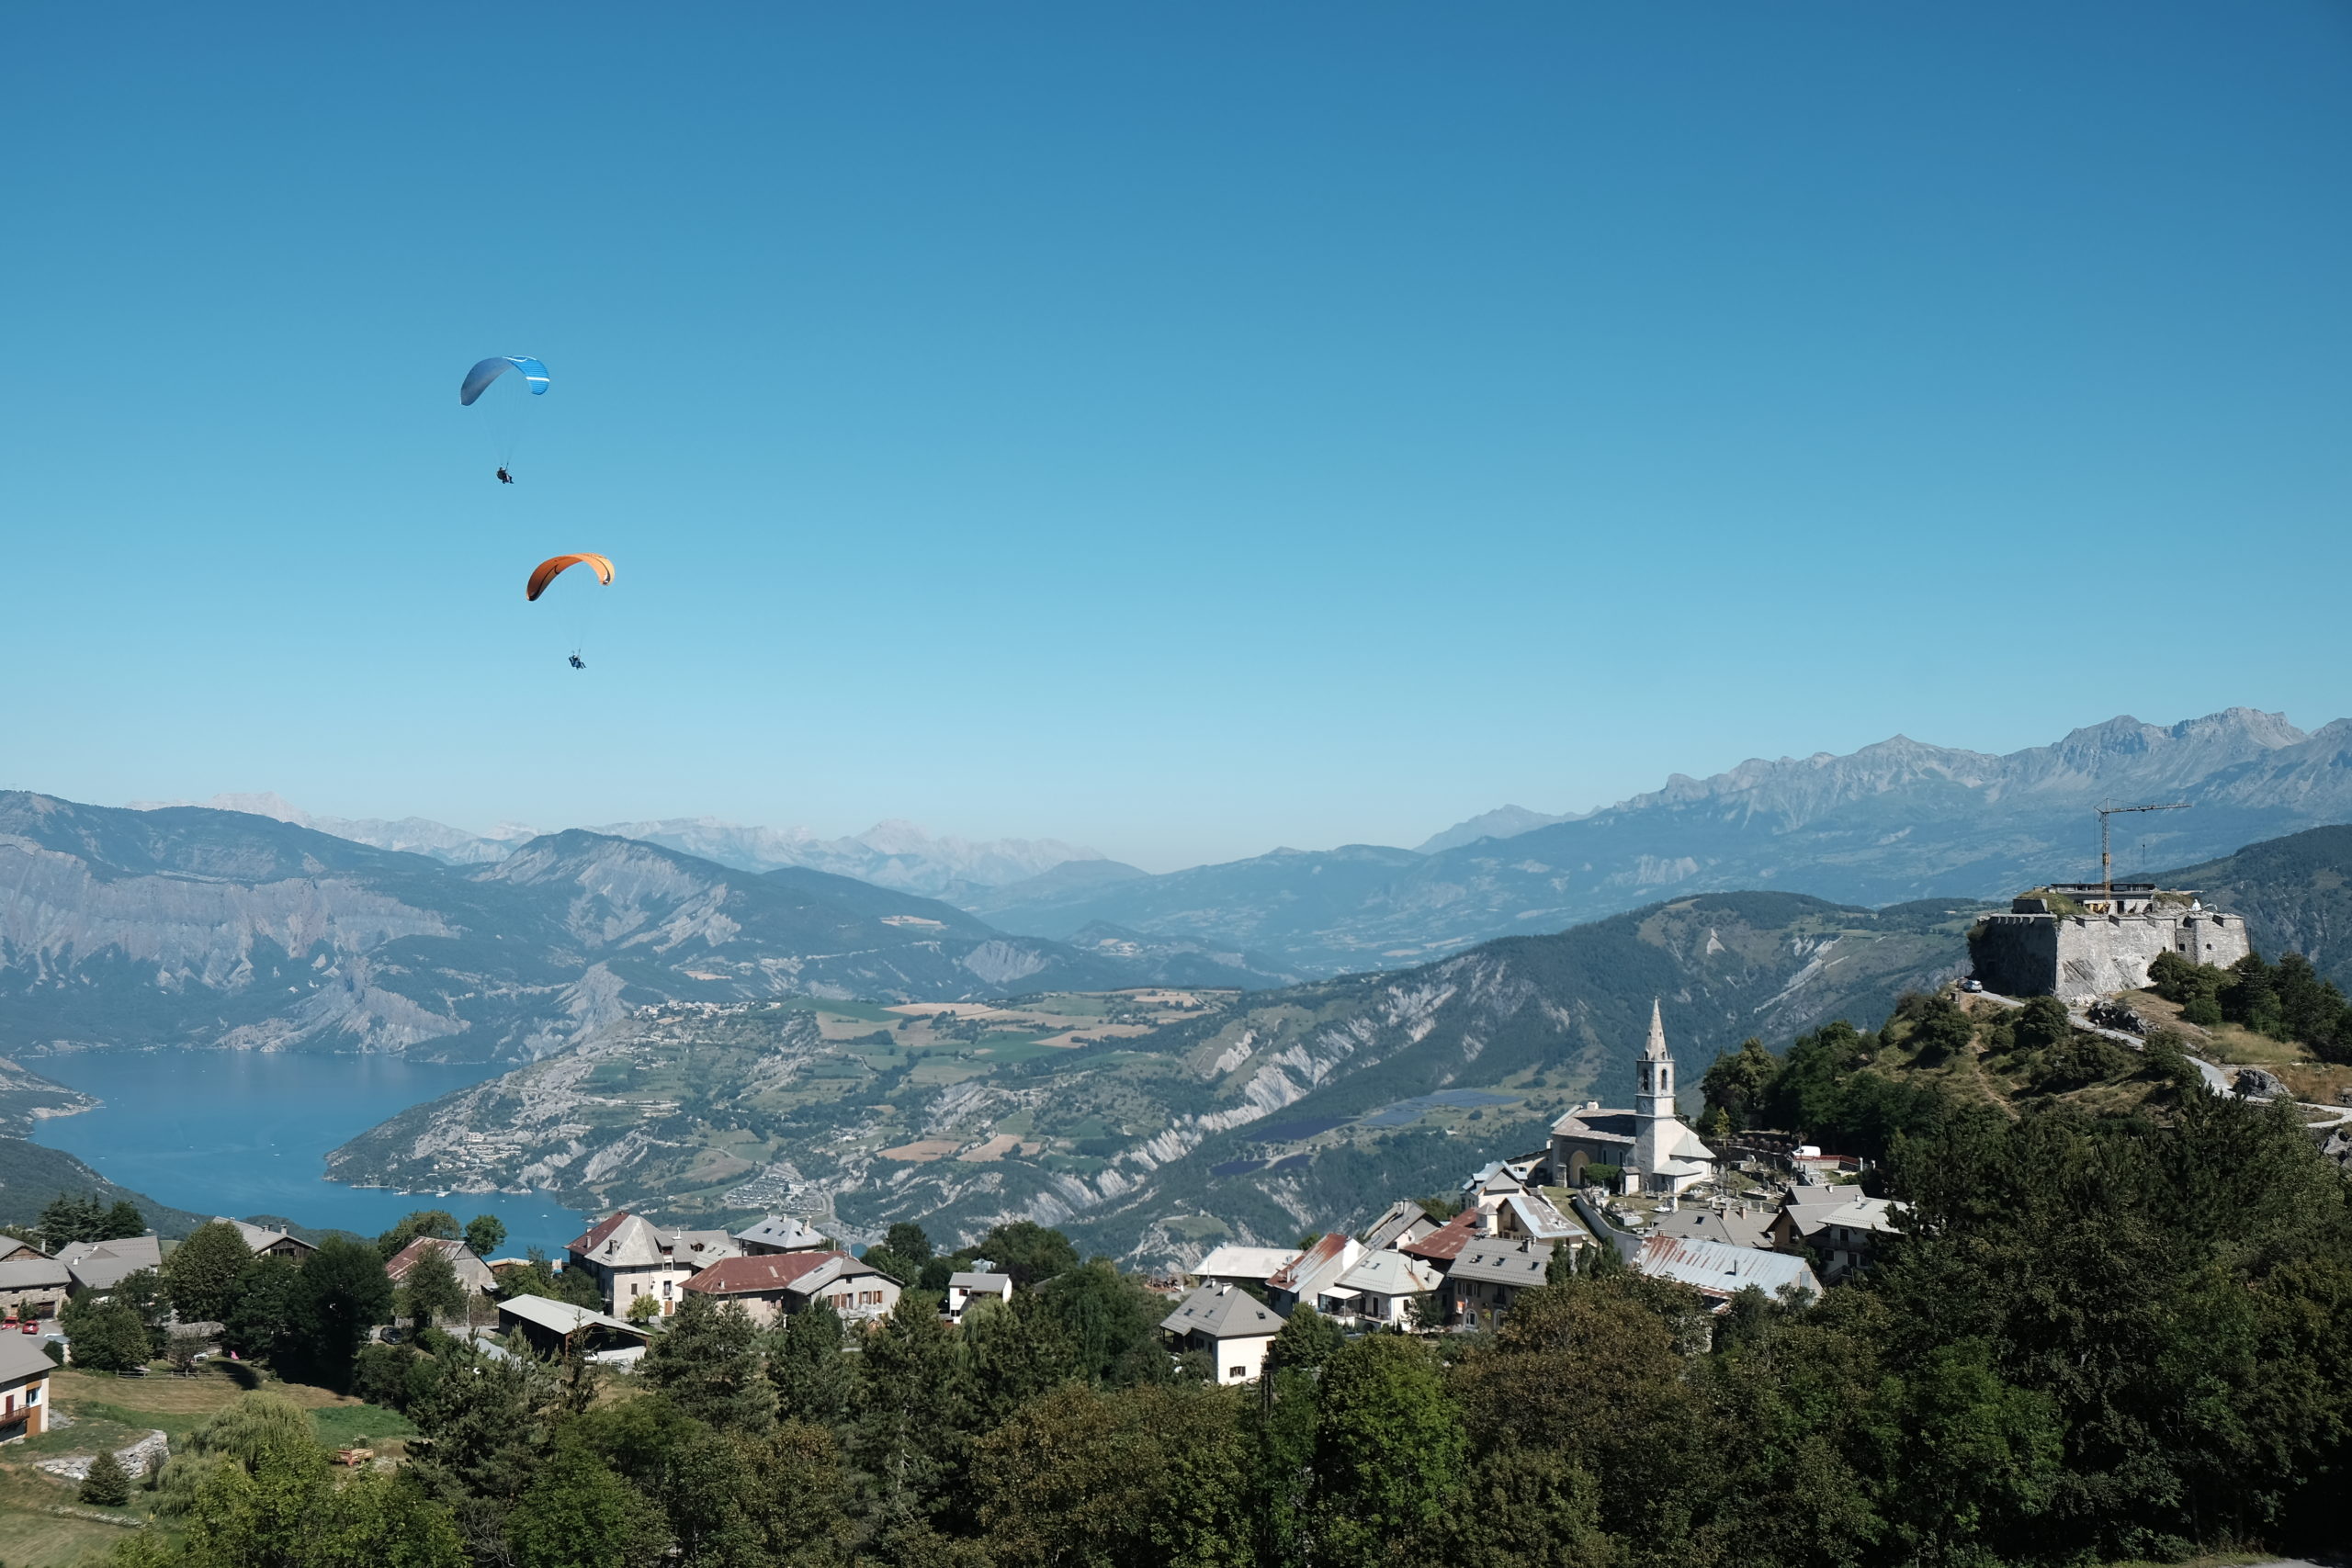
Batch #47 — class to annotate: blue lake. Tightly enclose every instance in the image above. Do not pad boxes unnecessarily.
[25,1049,589,1256]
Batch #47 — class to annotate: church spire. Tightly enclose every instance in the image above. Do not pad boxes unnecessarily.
[1642,998,1669,1060]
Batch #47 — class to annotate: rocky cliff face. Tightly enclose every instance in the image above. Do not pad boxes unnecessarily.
[971,709,2352,975]
[0,795,1283,1062]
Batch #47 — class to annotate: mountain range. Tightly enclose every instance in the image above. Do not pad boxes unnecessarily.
[133,794,1105,898]
[961,708,2352,975]
[0,794,1286,1063]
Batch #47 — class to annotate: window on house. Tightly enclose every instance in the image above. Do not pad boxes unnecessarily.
[1229,1367,1245,1380]
[662,1280,673,1298]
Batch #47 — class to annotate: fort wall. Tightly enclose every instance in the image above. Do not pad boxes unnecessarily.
[1970,908,2251,1001]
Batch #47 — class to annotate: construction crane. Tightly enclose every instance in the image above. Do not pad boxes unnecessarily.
[2097,801,2188,894]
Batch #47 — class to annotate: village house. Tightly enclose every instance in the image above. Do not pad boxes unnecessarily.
[680,1250,901,1326]
[496,1294,650,1365]
[567,1212,743,1318]
[1397,1209,1481,1279]
[0,1258,73,1321]
[1193,1244,1299,1293]
[731,1214,832,1255]
[55,1235,162,1294]
[385,1236,498,1297]
[1494,1189,1590,1249]
[1769,1194,1902,1283]
[0,1336,52,1440]
[944,1271,1012,1322]
[1649,1199,1777,1251]
[1360,1201,1442,1252]
[1445,1238,1555,1330]
[1159,1283,1284,1383]
[1266,1233,1363,1315]
[215,1219,316,1261]
[1326,1249,1441,1327]
[1634,1234,1821,1307]
[1547,1002,1715,1195]
[0,1238,46,1265]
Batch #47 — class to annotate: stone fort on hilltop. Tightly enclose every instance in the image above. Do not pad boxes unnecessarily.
[1969,882,2249,1002]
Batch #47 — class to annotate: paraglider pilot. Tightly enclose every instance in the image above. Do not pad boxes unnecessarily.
[568,654,585,670]
[496,468,514,484]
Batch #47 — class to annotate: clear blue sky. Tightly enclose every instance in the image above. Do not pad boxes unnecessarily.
[4,3,2346,871]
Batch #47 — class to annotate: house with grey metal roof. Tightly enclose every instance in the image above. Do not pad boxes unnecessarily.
[0,1258,72,1321]
[1159,1283,1285,1383]
[1634,1234,1820,1304]
[732,1214,831,1255]
[1445,1238,1555,1331]
[55,1235,161,1293]
[496,1294,650,1364]
[1360,1201,1441,1253]
[944,1272,1012,1322]
[1650,1201,1776,1252]
[1496,1190,1591,1249]
[1328,1249,1442,1327]
[215,1219,315,1260]
[1768,1194,1902,1283]
[1193,1244,1299,1291]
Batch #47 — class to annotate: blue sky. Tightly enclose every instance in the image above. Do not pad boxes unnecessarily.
[4,3,2346,870]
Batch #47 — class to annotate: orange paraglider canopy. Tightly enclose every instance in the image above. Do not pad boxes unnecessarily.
[526,553,616,602]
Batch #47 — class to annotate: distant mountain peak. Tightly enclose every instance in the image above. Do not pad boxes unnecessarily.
[1415,805,1581,855]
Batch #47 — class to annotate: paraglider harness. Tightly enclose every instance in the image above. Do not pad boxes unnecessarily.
[568,653,585,670]
[496,468,514,484]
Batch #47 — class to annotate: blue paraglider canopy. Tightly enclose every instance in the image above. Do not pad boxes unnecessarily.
[459,355,551,406]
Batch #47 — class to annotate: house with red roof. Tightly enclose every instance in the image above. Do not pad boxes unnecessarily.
[681,1249,900,1326]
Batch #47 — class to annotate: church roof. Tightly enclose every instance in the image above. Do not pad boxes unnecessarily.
[1641,998,1671,1061]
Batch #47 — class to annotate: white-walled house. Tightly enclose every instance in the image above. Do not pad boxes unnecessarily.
[1159,1283,1284,1383]
[944,1271,1012,1322]
[567,1212,742,1318]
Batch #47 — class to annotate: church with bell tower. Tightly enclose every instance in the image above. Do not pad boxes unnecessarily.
[1546,1000,1717,1196]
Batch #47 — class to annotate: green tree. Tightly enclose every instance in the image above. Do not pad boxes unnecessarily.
[399,1245,467,1332]
[767,1301,856,1429]
[288,1235,396,1389]
[1037,1259,1165,1384]
[502,1440,672,1568]
[462,1214,507,1260]
[1864,1337,2062,1561]
[168,1221,254,1326]
[1449,1447,1613,1568]
[964,1292,1081,1424]
[80,1448,131,1506]
[1703,1036,1783,1130]
[978,1221,1078,1287]
[60,1293,149,1372]
[100,1200,146,1240]
[1308,1335,1466,1568]
[141,1423,468,1568]
[885,1222,933,1265]
[858,1245,922,1286]
[222,1255,302,1361]
[115,1267,175,1355]
[639,1293,775,1432]
[1265,1303,1344,1375]
[855,1291,975,1519]
[375,1210,460,1261]
[39,1192,104,1249]
[403,1350,560,1562]
[973,1382,1250,1568]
